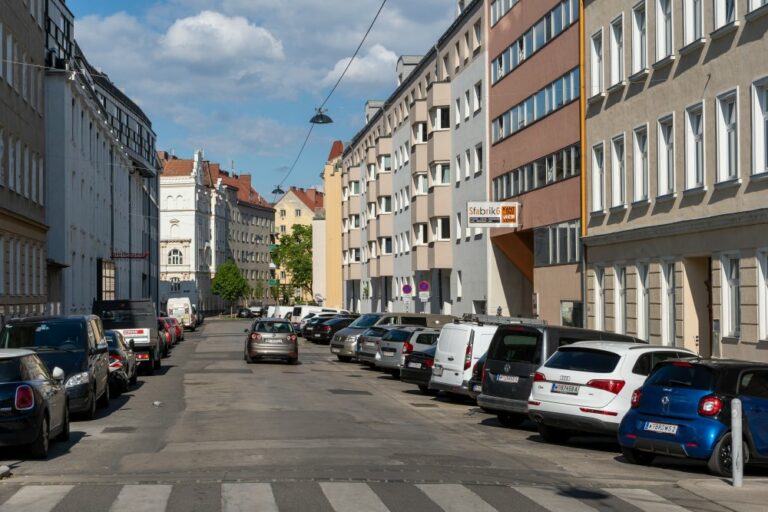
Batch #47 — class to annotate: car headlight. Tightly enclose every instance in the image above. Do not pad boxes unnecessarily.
[346,335,359,343]
[65,372,90,388]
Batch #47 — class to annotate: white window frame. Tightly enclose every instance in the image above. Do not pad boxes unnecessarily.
[632,1,648,73]
[721,255,741,338]
[433,217,451,242]
[685,102,705,189]
[759,250,768,340]
[750,0,768,12]
[455,98,461,127]
[753,78,768,175]
[590,29,604,96]
[661,260,677,346]
[657,114,676,196]
[614,266,627,334]
[594,267,605,330]
[684,0,704,44]
[591,143,605,212]
[414,173,428,195]
[464,90,471,120]
[473,81,482,112]
[656,0,673,61]
[633,124,649,201]
[716,89,739,182]
[714,0,738,30]
[636,261,650,340]
[611,134,626,207]
[431,163,450,186]
[610,15,625,86]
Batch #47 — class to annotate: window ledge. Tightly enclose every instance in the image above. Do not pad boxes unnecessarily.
[609,204,628,213]
[607,81,626,94]
[631,198,650,207]
[747,4,768,21]
[656,192,677,202]
[590,209,607,217]
[628,68,650,82]
[587,92,606,104]
[750,170,768,181]
[652,54,676,70]
[680,38,706,56]
[714,177,742,189]
[683,185,707,196]
[711,21,740,40]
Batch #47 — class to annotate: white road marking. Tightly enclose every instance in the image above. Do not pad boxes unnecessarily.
[109,484,172,512]
[0,485,73,512]
[416,484,497,512]
[320,482,390,512]
[515,486,599,512]
[221,483,279,512]
[607,488,691,512]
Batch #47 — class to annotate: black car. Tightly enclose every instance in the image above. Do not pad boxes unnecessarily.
[237,308,254,318]
[0,349,70,458]
[106,330,138,396]
[0,316,111,420]
[309,317,355,344]
[401,345,437,395]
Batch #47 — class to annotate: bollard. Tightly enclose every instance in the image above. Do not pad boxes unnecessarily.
[731,398,743,488]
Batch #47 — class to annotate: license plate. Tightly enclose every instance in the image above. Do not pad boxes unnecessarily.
[382,349,395,355]
[551,382,580,395]
[264,338,281,344]
[472,384,482,392]
[407,362,422,369]
[432,366,443,377]
[314,333,322,338]
[331,347,340,353]
[497,374,519,383]
[644,421,679,435]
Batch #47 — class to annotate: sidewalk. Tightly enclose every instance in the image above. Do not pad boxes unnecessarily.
[677,478,768,512]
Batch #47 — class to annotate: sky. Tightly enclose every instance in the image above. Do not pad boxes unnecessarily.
[66,0,457,195]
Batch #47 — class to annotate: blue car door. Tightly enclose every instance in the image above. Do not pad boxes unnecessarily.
[739,370,768,457]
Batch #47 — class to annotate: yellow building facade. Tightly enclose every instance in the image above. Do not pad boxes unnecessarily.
[322,142,344,309]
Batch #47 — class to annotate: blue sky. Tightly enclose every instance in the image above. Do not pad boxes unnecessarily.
[66,0,455,194]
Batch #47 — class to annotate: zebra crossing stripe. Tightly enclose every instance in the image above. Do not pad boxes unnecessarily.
[222,483,278,512]
[515,486,600,512]
[416,484,497,512]
[108,484,172,512]
[606,488,691,512]
[319,482,390,512]
[0,485,73,512]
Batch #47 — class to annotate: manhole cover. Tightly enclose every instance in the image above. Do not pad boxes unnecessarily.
[410,403,438,408]
[102,426,137,433]
[328,389,372,395]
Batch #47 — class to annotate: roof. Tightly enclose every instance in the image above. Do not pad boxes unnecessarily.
[0,349,36,359]
[162,159,194,177]
[562,341,695,354]
[282,187,324,211]
[327,141,344,161]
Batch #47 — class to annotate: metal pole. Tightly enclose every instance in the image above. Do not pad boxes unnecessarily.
[732,398,743,488]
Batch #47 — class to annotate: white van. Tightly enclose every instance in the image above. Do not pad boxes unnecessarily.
[430,323,498,396]
[290,305,348,326]
[166,297,195,330]
[267,306,293,319]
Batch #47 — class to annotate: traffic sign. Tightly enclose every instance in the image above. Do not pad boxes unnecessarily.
[418,280,430,292]
[402,284,413,295]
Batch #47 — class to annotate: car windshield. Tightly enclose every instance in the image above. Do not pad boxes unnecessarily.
[545,348,621,373]
[253,322,293,333]
[382,330,412,342]
[646,363,715,390]
[349,314,380,329]
[363,327,388,338]
[0,359,22,381]
[488,332,540,363]
[0,320,87,351]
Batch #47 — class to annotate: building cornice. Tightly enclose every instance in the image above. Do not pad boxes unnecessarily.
[0,207,49,232]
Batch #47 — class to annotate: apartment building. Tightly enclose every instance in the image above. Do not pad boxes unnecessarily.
[488,0,583,324]
[316,141,344,309]
[341,0,487,314]
[584,0,768,360]
[0,0,49,320]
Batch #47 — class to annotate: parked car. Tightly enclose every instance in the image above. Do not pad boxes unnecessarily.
[105,330,138,395]
[243,319,299,364]
[289,305,349,328]
[94,299,162,373]
[619,359,768,476]
[528,342,695,442]
[248,306,264,317]
[478,323,644,427]
[331,313,455,362]
[401,346,438,395]
[310,317,355,344]
[158,317,176,353]
[0,316,110,420]
[302,313,341,338]
[237,308,254,319]
[168,317,184,342]
[0,349,69,458]
[430,322,499,397]
[468,353,487,401]
[376,327,440,375]
[357,326,397,366]
[193,305,203,326]
[166,297,195,331]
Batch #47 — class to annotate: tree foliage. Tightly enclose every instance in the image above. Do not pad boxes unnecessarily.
[211,260,250,309]
[272,224,313,297]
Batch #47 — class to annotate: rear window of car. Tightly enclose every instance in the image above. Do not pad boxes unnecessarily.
[253,322,293,333]
[545,348,621,373]
[646,363,715,390]
[349,314,380,329]
[400,316,428,326]
[416,333,439,345]
[0,320,88,351]
[0,359,22,381]
[382,330,412,342]
[325,318,350,326]
[488,332,541,364]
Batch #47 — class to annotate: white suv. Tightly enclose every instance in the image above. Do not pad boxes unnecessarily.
[527,342,695,443]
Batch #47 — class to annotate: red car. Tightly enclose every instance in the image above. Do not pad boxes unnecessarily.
[168,317,184,342]
[157,317,175,356]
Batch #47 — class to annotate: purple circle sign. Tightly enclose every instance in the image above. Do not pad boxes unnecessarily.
[402,284,413,294]
[418,280,430,292]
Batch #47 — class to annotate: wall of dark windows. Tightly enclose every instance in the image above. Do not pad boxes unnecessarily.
[492,145,580,201]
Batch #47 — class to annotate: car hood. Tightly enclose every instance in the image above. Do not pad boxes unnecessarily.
[34,351,87,377]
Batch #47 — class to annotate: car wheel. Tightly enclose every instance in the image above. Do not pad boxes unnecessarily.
[29,415,50,459]
[418,385,438,396]
[337,355,352,363]
[497,413,525,428]
[245,353,254,364]
[97,381,110,409]
[82,389,97,420]
[153,349,162,370]
[537,424,571,444]
[57,404,70,442]
[707,432,748,477]
[129,368,138,386]
[287,357,298,365]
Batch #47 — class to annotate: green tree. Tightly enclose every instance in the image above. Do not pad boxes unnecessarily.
[272,224,313,299]
[211,260,250,315]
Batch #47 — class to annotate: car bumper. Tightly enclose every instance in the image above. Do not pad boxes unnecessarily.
[528,406,620,434]
[400,368,431,387]
[67,383,92,413]
[376,356,401,370]
[618,410,725,460]
[247,343,298,358]
[310,333,332,343]
[467,380,483,400]
[429,379,471,396]
[477,394,528,414]
[358,351,378,364]
[0,412,39,446]
[330,343,356,357]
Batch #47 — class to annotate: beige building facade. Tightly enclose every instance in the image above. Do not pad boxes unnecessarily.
[584,0,768,361]
[319,141,344,309]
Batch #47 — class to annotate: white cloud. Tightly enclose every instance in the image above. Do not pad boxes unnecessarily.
[322,44,398,87]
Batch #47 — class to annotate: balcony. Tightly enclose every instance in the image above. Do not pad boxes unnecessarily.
[428,240,452,269]
[412,195,428,223]
[375,135,392,156]
[367,221,378,242]
[367,180,378,203]
[427,81,450,111]
[379,255,394,277]
[427,129,450,164]
[428,187,452,218]
[366,146,377,165]
[349,229,362,248]
[348,198,362,215]
[348,165,362,182]
[378,172,393,197]
[411,143,427,174]
[411,245,429,271]
[409,98,427,123]
[347,262,362,280]
[369,258,379,278]
[377,215,393,238]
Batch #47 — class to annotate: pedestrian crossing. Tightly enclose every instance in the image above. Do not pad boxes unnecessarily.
[0,482,704,512]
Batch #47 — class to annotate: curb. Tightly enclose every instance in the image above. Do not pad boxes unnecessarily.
[0,465,11,479]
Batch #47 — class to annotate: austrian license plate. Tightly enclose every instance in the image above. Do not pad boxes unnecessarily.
[644,422,679,435]
[382,349,395,356]
[472,384,482,392]
[551,382,580,395]
[314,333,322,338]
[264,338,281,344]
[407,362,422,369]
[497,374,519,383]
[331,347,340,353]
[432,366,444,377]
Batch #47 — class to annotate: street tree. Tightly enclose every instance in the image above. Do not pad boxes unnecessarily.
[272,224,313,299]
[211,260,250,315]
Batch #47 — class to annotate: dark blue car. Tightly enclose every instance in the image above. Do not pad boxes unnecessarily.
[618,359,768,476]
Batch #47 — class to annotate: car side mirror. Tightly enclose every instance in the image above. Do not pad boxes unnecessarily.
[52,367,65,382]
[244,328,249,333]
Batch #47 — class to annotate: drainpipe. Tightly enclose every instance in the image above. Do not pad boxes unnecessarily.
[579,0,587,328]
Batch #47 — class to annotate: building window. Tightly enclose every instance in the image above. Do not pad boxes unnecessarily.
[379,154,392,172]
[753,80,768,175]
[433,217,450,241]
[717,91,739,182]
[456,212,462,240]
[379,196,392,214]
[615,266,627,334]
[431,163,450,186]
[590,30,604,96]
[414,173,428,195]
[722,256,741,338]
[594,268,605,330]
[656,0,673,60]
[295,209,302,217]
[280,225,286,234]
[533,221,581,266]
[279,209,286,218]
[379,237,392,255]
[662,261,676,346]
[759,251,768,340]
[492,145,580,200]
[684,0,704,44]
[633,126,649,201]
[168,249,183,265]
[685,103,705,189]
[350,181,360,195]
[610,16,624,85]
[751,0,768,11]
[414,122,427,143]
[637,262,650,340]
[457,271,463,298]
[715,0,737,29]
[474,144,483,174]
[591,143,605,212]
[632,2,647,73]
[432,107,450,130]
[658,116,675,196]
[611,135,626,207]
[464,90,471,120]
[473,81,482,113]
[414,223,428,245]
[350,215,360,229]
[98,259,116,300]
[170,277,181,293]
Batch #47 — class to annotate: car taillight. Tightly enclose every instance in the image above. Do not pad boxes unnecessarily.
[533,372,546,382]
[423,358,434,369]
[403,341,414,354]
[587,379,626,394]
[464,339,474,370]
[322,325,331,332]
[15,385,34,410]
[630,388,642,408]
[672,361,693,367]
[165,331,171,342]
[288,334,298,342]
[698,395,723,416]
[250,333,262,342]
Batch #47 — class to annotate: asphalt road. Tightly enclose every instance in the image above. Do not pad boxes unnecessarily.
[0,320,750,511]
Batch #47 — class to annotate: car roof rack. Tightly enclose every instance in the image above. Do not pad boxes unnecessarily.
[457,314,547,327]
